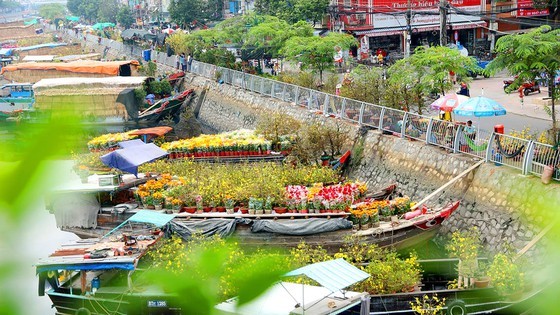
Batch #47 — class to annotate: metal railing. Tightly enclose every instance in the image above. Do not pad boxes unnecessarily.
[52,25,560,181]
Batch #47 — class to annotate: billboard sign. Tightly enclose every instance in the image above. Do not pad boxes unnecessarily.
[372,0,482,29]
[517,0,549,17]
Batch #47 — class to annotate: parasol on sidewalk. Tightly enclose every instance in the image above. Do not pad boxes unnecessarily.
[452,93,507,136]
[430,93,470,112]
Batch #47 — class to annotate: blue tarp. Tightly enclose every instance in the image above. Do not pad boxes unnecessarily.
[0,48,13,56]
[285,259,369,292]
[37,263,134,273]
[127,210,175,227]
[103,210,175,238]
[118,138,145,148]
[15,43,67,52]
[100,140,167,176]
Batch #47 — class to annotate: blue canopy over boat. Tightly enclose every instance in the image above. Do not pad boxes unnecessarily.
[285,258,370,292]
[100,139,168,176]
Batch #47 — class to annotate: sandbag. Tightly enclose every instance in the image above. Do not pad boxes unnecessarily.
[541,165,554,184]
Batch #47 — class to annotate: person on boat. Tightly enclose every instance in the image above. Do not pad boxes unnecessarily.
[145,94,155,106]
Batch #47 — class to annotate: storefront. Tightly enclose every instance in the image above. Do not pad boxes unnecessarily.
[352,0,485,58]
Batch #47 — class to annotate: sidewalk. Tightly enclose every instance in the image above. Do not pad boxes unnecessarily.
[463,74,553,122]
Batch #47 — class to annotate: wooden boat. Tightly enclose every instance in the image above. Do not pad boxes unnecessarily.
[137,89,194,123]
[367,258,547,315]
[59,188,458,253]
[0,83,34,119]
[37,211,184,315]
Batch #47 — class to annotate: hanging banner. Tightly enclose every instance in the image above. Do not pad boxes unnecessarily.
[517,0,549,17]
[372,0,482,28]
[359,36,369,60]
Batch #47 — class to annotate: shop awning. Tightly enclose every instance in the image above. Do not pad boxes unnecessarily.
[355,21,486,37]
[450,21,487,30]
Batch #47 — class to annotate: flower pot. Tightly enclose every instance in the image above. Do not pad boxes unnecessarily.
[147,205,155,210]
[255,209,264,215]
[239,207,249,214]
[182,206,196,214]
[474,277,490,288]
[154,204,163,210]
[215,206,226,213]
[248,209,256,215]
[226,208,234,214]
[274,207,287,214]
[203,206,212,213]
[264,209,272,214]
[299,209,308,214]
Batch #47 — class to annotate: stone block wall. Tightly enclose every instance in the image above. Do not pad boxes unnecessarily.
[183,73,560,258]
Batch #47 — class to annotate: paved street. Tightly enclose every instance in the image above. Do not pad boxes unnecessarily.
[439,73,555,135]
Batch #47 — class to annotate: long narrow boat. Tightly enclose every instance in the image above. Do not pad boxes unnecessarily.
[36,211,183,315]
[137,89,194,123]
[168,200,460,252]
[57,186,458,252]
[367,258,548,315]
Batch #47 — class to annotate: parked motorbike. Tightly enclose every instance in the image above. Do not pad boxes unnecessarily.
[503,77,541,96]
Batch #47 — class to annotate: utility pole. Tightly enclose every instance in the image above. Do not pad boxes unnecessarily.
[439,0,448,46]
[489,0,496,51]
[405,0,412,57]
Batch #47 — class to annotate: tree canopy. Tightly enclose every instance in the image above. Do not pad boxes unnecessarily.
[244,19,313,58]
[255,0,329,25]
[39,4,66,20]
[486,25,560,143]
[116,5,134,29]
[281,33,357,82]
[405,46,478,96]
[169,0,223,28]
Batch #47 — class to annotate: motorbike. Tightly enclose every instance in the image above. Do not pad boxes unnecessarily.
[503,77,541,96]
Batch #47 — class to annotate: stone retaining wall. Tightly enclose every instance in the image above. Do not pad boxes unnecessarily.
[184,72,560,258]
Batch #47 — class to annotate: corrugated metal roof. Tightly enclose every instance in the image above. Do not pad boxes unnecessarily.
[285,259,369,292]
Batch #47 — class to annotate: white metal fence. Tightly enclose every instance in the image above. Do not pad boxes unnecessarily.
[52,25,560,181]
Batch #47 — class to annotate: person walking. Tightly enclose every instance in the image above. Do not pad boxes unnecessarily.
[187,54,193,72]
[179,53,186,72]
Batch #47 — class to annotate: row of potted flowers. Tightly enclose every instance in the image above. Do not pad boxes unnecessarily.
[161,129,275,157]
[87,130,139,151]
[167,145,276,159]
[347,197,415,228]
[134,174,367,213]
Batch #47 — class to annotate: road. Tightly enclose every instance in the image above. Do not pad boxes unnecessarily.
[430,73,555,135]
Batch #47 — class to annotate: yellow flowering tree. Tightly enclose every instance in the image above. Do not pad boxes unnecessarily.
[410,294,446,315]
[445,227,481,288]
